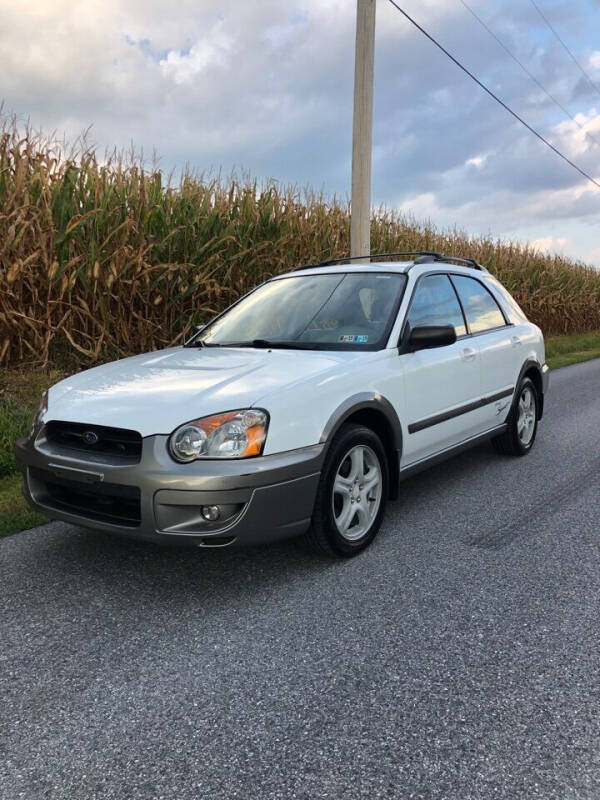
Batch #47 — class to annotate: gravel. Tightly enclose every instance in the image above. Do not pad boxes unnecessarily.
[2,358,600,799]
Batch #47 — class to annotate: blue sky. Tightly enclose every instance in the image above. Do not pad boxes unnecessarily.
[1,0,599,264]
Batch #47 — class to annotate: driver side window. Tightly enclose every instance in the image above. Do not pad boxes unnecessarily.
[407,274,466,337]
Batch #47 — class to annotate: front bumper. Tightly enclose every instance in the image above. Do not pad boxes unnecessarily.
[15,432,324,547]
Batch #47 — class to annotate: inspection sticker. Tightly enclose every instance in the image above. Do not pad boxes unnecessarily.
[339,334,369,343]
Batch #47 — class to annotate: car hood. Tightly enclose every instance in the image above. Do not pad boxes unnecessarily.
[45,346,360,436]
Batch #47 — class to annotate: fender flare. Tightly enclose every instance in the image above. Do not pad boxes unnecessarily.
[319,392,403,499]
[511,358,546,421]
[320,392,403,448]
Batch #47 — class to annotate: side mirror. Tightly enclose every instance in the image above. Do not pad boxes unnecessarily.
[406,325,457,352]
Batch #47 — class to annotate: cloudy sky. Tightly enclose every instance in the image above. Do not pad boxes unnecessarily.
[2,0,600,265]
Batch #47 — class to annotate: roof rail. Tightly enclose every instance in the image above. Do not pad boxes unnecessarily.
[430,255,487,271]
[294,251,487,272]
[294,252,442,271]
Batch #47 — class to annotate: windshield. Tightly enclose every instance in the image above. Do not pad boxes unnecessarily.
[195,272,407,350]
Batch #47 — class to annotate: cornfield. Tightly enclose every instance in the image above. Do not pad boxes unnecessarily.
[1,118,599,367]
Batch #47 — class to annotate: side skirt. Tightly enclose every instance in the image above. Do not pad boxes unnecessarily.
[398,424,508,483]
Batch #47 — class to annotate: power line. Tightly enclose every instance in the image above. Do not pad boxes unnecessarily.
[459,0,600,148]
[528,0,600,100]
[385,0,600,190]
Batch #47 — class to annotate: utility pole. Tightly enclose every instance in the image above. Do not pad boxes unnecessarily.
[350,0,376,260]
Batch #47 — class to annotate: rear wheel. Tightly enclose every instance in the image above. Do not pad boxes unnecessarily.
[306,424,388,557]
[492,377,539,456]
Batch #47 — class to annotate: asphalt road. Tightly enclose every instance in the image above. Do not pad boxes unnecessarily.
[2,359,600,800]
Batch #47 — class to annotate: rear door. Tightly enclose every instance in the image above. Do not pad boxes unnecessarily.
[400,273,489,466]
[450,274,517,425]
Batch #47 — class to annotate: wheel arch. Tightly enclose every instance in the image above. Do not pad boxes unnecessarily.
[515,359,545,420]
[320,393,402,500]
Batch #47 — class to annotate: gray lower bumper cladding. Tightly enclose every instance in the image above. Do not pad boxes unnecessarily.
[15,433,324,547]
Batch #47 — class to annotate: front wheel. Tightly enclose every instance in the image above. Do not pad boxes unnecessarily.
[492,376,539,456]
[306,424,389,557]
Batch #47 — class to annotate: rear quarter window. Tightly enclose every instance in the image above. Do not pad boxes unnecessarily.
[451,275,506,333]
[482,275,528,324]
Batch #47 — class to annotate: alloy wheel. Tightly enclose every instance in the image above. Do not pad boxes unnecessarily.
[517,385,536,446]
[332,444,383,541]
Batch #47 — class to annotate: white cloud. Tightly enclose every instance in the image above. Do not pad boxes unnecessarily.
[159,28,233,85]
[552,107,600,157]
[465,155,487,169]
[531,236,569,254]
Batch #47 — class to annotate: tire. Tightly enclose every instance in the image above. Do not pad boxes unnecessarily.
[306,423,389,557]
[492,376,539,457]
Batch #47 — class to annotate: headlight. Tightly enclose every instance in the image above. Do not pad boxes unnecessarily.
[169,409,269,462]
[30,391,48,437]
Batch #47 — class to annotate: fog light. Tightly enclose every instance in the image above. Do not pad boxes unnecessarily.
[201,505,221,522]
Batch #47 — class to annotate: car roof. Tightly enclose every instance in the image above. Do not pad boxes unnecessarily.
[273,261,411,279]
[272,260,488,280]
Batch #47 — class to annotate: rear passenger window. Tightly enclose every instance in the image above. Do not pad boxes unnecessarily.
[407,274,466,336]
[451,275,506,333]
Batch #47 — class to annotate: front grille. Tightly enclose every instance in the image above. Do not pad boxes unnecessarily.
[30,467,141,527]
[45,421,142,463]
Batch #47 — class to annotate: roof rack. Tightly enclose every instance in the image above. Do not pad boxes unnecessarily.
[294,252,441,271]
[422,254,488,271]
[293,251,487,272]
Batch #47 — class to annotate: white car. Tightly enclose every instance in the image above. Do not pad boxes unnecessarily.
[16,252,549,557]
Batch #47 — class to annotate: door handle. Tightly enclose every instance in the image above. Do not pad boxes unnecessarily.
[461,347,477,361]
[511,336,522,347]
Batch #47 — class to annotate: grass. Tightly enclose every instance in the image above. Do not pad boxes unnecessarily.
[0,474,46,537]
[1,115,600,371]
[0,368,63,537]
[1,337,599,539]
[0,368,65,476]
[545,331,600,370]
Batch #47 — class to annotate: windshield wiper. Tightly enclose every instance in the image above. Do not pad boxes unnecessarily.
[187,338,324,350]
[249,339,296,349]
[218,339,324,350]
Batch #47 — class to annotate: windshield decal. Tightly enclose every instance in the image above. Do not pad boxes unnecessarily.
[339,334,369,343]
